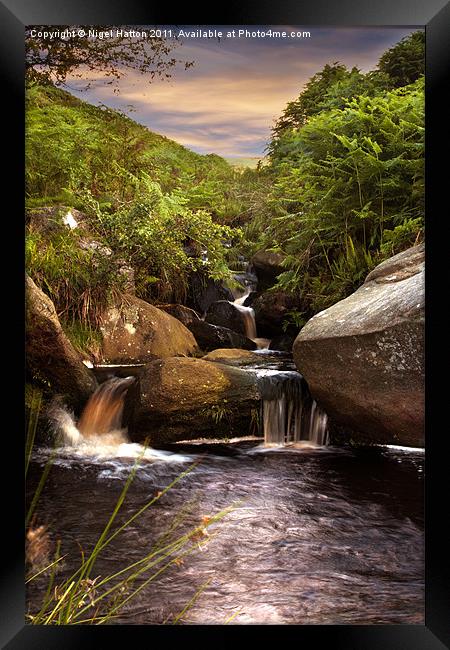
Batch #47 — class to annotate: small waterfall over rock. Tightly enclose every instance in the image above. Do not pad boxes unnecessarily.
[257,371,328,446]
[230,263,269,348]
[233,299,258,340]
[78,376,135,437]
[49,376,136,447]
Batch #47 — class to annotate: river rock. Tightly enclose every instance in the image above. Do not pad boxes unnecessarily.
[251,250,285,291]
[157,304,201,326]
[132,357,260,444]
[185,271,234,315]
[269,334,296,352]
[205,300,249,335]
[293,244,425,447]
[253,290,300,337]
[100,294,199,363]
[202,348,261,366]
[187,320,256,352]
[242,290,258,307]
[25,275,98,411]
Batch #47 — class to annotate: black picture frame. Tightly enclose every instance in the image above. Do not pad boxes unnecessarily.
[4,0,449,647]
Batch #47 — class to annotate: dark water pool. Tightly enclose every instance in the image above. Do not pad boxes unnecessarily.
[26,439,424,625]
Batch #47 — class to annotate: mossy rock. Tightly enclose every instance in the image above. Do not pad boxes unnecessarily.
[132,357,260,444]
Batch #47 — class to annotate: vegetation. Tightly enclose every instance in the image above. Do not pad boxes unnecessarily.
[25,25,193,90]
[26,30,424,330]
[265,78,424,311]
[378,31,425,87]
[25,84,246,325]
[24,29,425,624]
[27,460,233,624]
[253,30,425,313]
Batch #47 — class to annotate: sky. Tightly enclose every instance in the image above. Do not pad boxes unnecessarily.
[63,26,420,158]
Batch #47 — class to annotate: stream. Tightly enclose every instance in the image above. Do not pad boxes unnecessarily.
[26,353,424,625]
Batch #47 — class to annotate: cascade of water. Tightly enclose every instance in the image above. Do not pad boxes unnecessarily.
[48,376,136,447]
[78,376,135,437]
[233,300,258,340]
[228,263,271,350]
[257,371,328,446]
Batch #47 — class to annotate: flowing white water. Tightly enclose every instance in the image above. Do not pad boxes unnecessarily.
[49,377,132,449]
[46,376,195,465]
[257,370,328,446]
[233,301,257,339]
[228,264,272,349]
[47,402,191,464]
[231,287,271,349]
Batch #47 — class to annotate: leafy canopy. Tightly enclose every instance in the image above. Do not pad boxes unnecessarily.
[25,25,194,90]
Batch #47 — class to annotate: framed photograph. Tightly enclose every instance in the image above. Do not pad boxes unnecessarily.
[4,0,449,647]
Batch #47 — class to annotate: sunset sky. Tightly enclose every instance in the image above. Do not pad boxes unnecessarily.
[64,26,421,158]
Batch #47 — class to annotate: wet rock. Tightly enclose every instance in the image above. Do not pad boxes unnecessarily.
[202,348,261,366]
[205,300,249,335]
[253,291,300,337]
[185,271,234,315]
[269,335,296,353]
[187,320,256,352]
[100,294,199,363]
[251,250,285,291]
[25,275,98,411]
[157,304,201,326]
[132,357,260,444]
[242,290,258,307]
[293,245,425,447]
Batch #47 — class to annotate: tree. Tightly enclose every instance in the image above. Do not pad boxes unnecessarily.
[377,31,425,87]
[25,25,193,90]
[271,63,353,137]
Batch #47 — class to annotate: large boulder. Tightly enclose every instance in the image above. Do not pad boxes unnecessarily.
[100,294,199,363]
[132,357,260,444]
[187,320,256,352]
[205,300,249,336]
[251,250,285,291]
[25,276,98,411]
[253,290,300,337]
[293,245,425,447]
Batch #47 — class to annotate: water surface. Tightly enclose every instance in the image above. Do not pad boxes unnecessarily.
[27,440,424,625]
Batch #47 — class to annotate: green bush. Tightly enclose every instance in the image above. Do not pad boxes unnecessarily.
[81,173,242,303]
[262,78,424,311]
[25,229,126,328]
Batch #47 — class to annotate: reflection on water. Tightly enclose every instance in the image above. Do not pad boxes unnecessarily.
[27,441,424,625]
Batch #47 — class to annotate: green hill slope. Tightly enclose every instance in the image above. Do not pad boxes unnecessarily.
[25,84,239,222]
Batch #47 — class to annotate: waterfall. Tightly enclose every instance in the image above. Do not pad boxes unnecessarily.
[49,376,136,447]
[230,271,270,348]
[257,371,328,446]
[233,300,258,340]
[230,266,258,341]
[78,376,135,437]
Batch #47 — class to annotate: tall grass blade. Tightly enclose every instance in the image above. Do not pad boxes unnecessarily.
[172,577,212,624]
[25,386,42,478]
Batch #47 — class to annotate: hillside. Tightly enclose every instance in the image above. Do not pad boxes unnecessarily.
[25,84,239,222]
[224,157,262,170]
